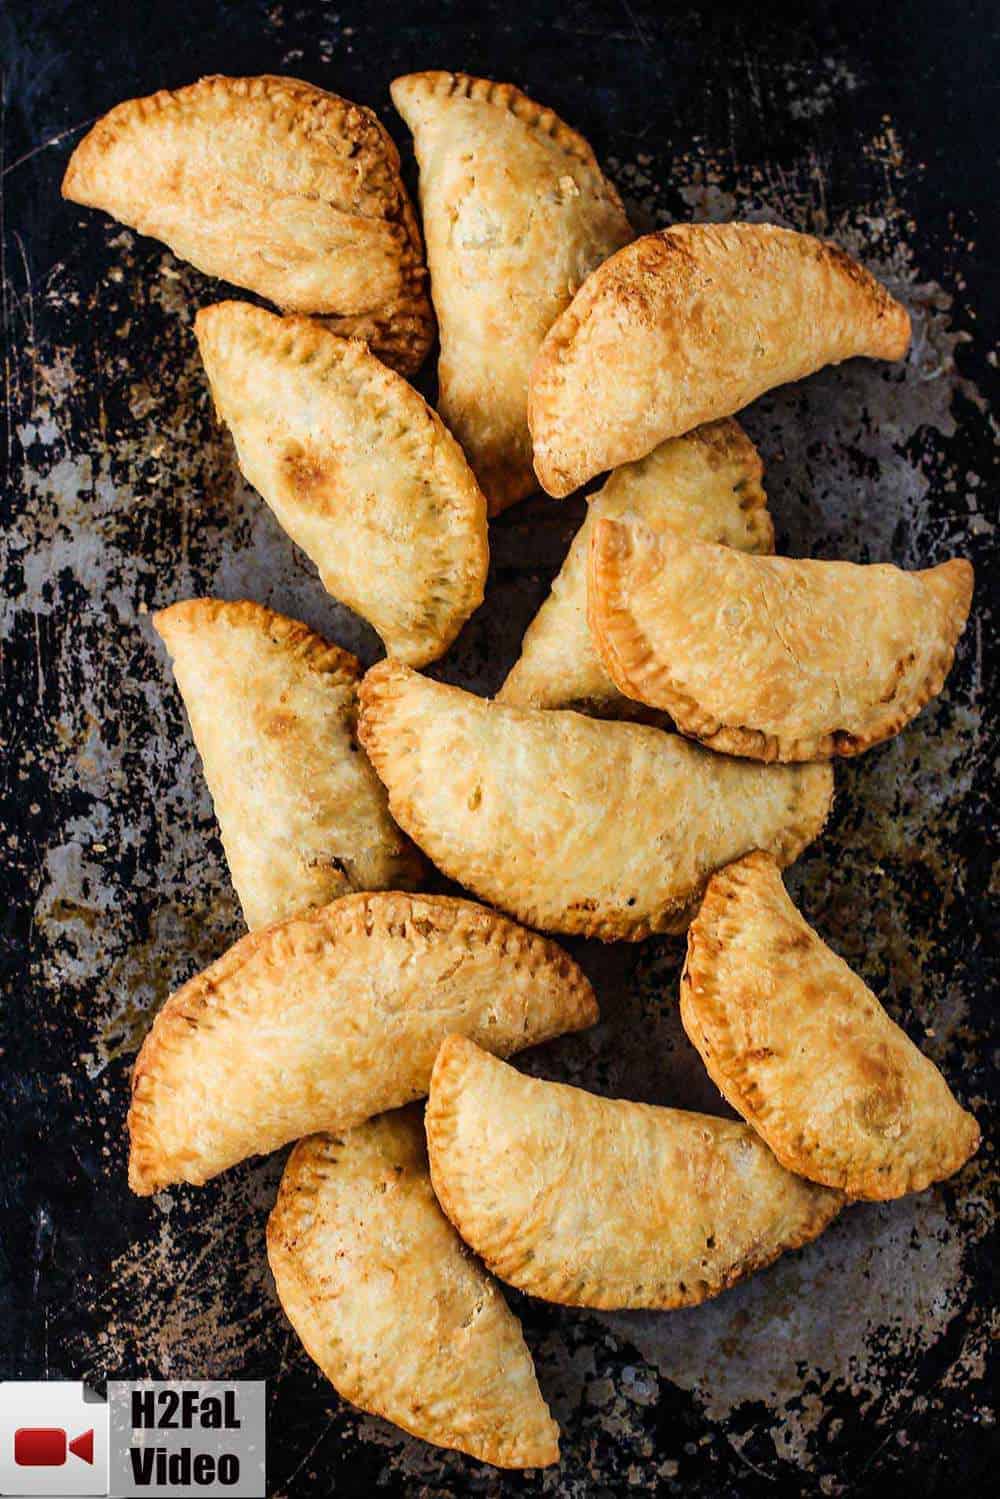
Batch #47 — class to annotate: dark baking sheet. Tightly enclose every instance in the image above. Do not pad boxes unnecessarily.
[1,2,997,1495]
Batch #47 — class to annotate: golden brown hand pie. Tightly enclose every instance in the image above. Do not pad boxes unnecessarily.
[529,222,911,495]
[128,892,596,1195]
[427,1038,843,1309]
[498,419,772,713]
[195,302,488,666]
[267,1111,559,1468]
[391,71,633,513]
[590,518,974,760]
[357,662,832,940]
[62,74,433,373]
[682,853,981,1198]
[154,599,423,929]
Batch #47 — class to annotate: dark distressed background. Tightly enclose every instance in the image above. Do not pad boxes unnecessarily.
[1,2,997,1495]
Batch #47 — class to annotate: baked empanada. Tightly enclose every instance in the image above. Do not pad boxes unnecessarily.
[590,519,974,760]
[357,662,833,940]
[498,419,772,713]
[682,853,980,1198]
[62,75,433,373]
[195,303,488,666]
[391,71,633,513]
[268,1111,559,1468]
[427,1038,842,1309]
[128,892,596,1195]
[529,222,911,495]
[154,599,423,929]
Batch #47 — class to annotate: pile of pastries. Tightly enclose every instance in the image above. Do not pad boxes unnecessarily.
[64,71,980,1469]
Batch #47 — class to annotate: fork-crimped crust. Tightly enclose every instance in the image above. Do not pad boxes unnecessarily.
[392,70,632,511]
[63,74,433,372]
[268,1112,559,1467]
[681,853,980,1198]
[154,598,423,929]
[426,1038,843,1309]
[358,661,833,940]
[499,418,771,714]
[529,222,911,495]
[128,892,596,1194]
[589,518,973,760]
[195,302,488,665]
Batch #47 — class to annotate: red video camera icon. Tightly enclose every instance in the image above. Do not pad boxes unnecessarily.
[14,1428,95,1467]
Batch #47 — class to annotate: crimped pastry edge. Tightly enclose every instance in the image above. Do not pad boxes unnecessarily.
[267,1121,560,1467]
[63,73,435,373]
[426,1037,844,1309]
[357,659,834,941]
[590,519,974,761]
[680,853,981,1198]
[528,222,912,496]
[194,301,489,666]
[127,890,597,1195]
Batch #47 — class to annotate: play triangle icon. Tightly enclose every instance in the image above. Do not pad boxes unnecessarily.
[68,1428,94,1464]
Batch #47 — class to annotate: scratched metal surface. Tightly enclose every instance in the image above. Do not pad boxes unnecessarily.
[1,1,997,1495]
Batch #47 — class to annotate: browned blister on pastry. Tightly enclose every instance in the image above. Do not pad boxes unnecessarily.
[426,1038,843,1309]
[63,74,433,372]
[357,661,833,940]
[498,419,772,713]
[267,1111,559,1468]
[127,892,596,1195]
[391,71,633,512]
[195,303,488,666]
[529,222,911,495]
[154,599,423,930]
[682,853,980,1198]
[590,518,973,760]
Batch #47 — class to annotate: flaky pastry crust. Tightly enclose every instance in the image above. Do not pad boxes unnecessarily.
[590,519,974,760]
[426,1038,843,1309]
[127,892,596,1194]
[195,302,488,666]
[529,222,912,495]
[267,1111,559,1467]
[391,71,632,512]
[63,74,433,373]
[357,661,833,940]
[154,598,423,929]
[498,419,771,713]
[682,853,981,1198]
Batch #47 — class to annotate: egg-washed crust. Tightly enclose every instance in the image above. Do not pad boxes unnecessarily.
[127,892,597,1195]
[195,303,488,666]
[498,419,772,713]
[391,71,632,513]
[357,661,833,941]
[590,519,974,761]
[682,854,981,1198]
[154,598,424,930]
[426,1039,843,1310]
[267,1112,559,1468]
[528,222,912,496]
[62,74,434,373]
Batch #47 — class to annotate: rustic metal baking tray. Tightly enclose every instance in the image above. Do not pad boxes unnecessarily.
[2,2,995,1494]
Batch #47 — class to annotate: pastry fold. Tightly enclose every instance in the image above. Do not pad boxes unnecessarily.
[391,71,632,512]
[63,74,433,372]
[128,893,596,1194]
[682,853,980,1198]
[499,419,771,713]
[195,302,488,666]
[268,1111,559,1468]
[358,661,833,940]
[155,599,423,929]
[589,518,973,760]
[426,1038,843,1309]
[529,222,911,495]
